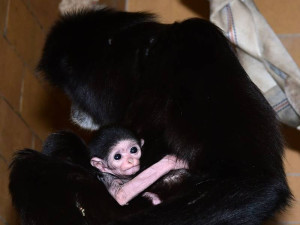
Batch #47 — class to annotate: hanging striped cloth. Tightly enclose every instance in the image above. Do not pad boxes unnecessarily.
[210,0,300,130]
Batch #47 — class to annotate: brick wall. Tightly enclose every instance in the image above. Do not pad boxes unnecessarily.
[0,0,59,224]
[0,0,123,224]
[0,0,299,224]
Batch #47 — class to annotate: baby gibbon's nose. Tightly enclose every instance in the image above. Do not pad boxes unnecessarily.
[128,158,134,164]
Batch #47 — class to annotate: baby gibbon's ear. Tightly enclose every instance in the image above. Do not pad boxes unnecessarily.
[90,157,107,173]
[140,139,144,147]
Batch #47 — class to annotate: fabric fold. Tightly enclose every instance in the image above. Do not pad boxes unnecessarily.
[210,0,300,129]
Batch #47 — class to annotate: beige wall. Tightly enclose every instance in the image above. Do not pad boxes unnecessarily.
[0,0,299,224]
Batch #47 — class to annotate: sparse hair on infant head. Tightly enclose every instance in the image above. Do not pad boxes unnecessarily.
[89,125,142,160]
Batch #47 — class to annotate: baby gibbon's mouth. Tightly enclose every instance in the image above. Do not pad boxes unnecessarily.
[126,164,140,171]
[124,165,140,175]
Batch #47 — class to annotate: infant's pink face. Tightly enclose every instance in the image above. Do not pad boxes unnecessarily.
[107,140,141,176]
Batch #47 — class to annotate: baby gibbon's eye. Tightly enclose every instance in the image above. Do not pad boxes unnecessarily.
[130,147,138,154]
[114,154,121,160]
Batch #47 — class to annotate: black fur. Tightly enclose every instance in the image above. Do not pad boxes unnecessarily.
[10,8,291,225]
[42,131,91,168]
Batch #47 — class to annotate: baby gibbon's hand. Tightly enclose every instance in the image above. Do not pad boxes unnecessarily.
[162,155,189,170]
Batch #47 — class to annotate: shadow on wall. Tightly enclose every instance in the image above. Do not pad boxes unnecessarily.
[180,0,210,19]
[29,78,93,143]
[282,125,300,152]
